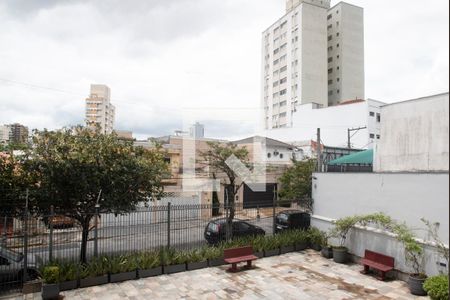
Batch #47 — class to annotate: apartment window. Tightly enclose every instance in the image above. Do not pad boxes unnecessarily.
[328,57,333,63]
[280,66,287,73]
[328,68,333,74]
[327,46,333,51]
[337,89,340,94]
[267,153,271,158]
[328,35,332,41]
[336,32,340,37]
[369,133,375,138]
[280,77,287,84]
[273,70,279,76]
[280,54,287,62]
[272,103,279,108]
[376,113,381,122]
[273,59,279,65]
[280,100,287,107]
[280,89,287,95]
[280,21,287,29]
[337,77,340,82]
[280,43,287,51]
[273,92,279,97]
[336,21,340,27]
[327,14,332,20]
[273,81,279,87]
[328,79,333,85]
[273,37,279,44]
[328,90,333,96]
[327,24,332,30]
[369,111,375,116]
[337,66,340,70]
[336,10,339,14]
[274,48,279,55]
[337,43,340,48]
[279,112,287,117]
[337,55,340,59]
[376,135,380,139]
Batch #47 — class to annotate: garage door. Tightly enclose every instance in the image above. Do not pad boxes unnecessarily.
[243,183,277,209]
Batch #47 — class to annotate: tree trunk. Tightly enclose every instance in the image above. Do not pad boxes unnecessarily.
[80,217,92,264]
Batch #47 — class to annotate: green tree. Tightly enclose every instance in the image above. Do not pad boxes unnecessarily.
[278,158,316,211]
[199,142,250,229]
[25,126,169,263]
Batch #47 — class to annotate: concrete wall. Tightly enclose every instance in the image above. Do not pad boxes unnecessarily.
[374,93,449,172]
[311,172,449,276]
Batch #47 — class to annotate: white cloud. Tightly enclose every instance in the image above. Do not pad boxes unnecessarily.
[0,0,448,139]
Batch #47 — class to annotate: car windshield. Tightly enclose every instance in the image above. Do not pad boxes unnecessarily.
[0,246,23,262]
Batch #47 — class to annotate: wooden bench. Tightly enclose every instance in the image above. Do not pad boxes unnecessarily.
[360,249,394,281]
[224,246,258,272]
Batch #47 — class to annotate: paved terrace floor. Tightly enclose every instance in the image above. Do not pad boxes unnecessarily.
[15,250,428,300]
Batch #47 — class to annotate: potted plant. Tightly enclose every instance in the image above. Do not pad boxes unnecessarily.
[79,256,109,288]
[41,266,60,300]
[206,246,225,267]
[137,250,162,278]
[251,235,265,258]
[308,228,326,251]
[321,245,333,259]
[423,275,448,300]
[293,229,310,251]
[263,235,281,257]
[108,254,138,283]
[279,231,295,254]
[186,248,208,271]
[162,248,187,274]
[329,216,361,264]
[58,261,79,291]
[394,224,427,296]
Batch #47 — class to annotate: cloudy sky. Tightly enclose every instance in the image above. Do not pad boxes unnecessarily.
[0,0,448,140]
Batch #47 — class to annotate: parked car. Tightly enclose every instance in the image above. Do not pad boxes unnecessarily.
[204,218,265,245]
[0,246,42,284]
[275,210,310,233]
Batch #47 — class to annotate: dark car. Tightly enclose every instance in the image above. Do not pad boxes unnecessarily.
[0,246,42,284]
[275,210,310,233]
[204,218,265,245]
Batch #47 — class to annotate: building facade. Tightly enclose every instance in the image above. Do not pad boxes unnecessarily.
[264,99,384,149]
[262,0,364,129]
[85,84,115,134]
[0,123,29,144]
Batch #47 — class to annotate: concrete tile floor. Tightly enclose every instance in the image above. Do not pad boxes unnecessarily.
[11,250,429,300]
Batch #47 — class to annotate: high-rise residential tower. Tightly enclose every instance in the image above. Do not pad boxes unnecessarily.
[85,84,115,134]
[261,0,364,129]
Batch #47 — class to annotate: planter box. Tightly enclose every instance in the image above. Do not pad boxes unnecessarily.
[23,279,42,294]
[321,247,333,259]
[208,258,225,267]
[59,280,78,291]
[164,263,186,274]
[254,251,264,258]
[264,248,280,257]
[187,261,208,271]
[110,271,137,283]
[79,275,109,288]
[42,283,60,300]
[311,243,322,251]
[138,266,163,278]
[280,245,295,254]
[295,242,309,251]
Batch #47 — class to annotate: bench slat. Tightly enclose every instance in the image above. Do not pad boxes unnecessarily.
[224,255,258,264]
[361,258,393,272]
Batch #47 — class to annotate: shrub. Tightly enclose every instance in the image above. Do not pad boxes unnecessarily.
[57,261,79,282]
[42,266,59,284]
[138,250,161,270]
[80,256,108,279]
[423,275,449,300]
[107,254,137,274]
[203,246,223,260]
[187,248,207,263]
[308,227,326,246]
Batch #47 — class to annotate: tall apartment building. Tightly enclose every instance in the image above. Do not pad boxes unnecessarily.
[0,123,29,144]
[262,0,364,129]
[85,84,115,134]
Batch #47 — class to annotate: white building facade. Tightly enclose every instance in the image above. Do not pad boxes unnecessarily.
[262,0,365,129]
[85,84,115,134]
[264,99,384,149]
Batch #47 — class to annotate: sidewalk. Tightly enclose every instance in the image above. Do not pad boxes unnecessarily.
[15,250,428,300]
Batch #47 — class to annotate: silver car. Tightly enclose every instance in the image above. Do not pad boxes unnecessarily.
[0,246,42,283]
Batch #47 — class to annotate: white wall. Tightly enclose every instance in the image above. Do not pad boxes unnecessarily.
[263,99,383,149]
[311,172,449,276]
[374,93,449,172]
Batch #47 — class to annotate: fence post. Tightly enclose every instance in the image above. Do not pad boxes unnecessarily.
[225,189,230,241]
[22,189,29,283]
[94,204,99,257]
[49,205,54,262]
[272,186,277,235]
[167,202,171,249]
[1,215,7,248]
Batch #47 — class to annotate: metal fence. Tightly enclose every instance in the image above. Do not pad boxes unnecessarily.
[0,198,305,295]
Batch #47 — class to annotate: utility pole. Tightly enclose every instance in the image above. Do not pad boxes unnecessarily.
[316,128,322,172]
[347,126,367,149]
